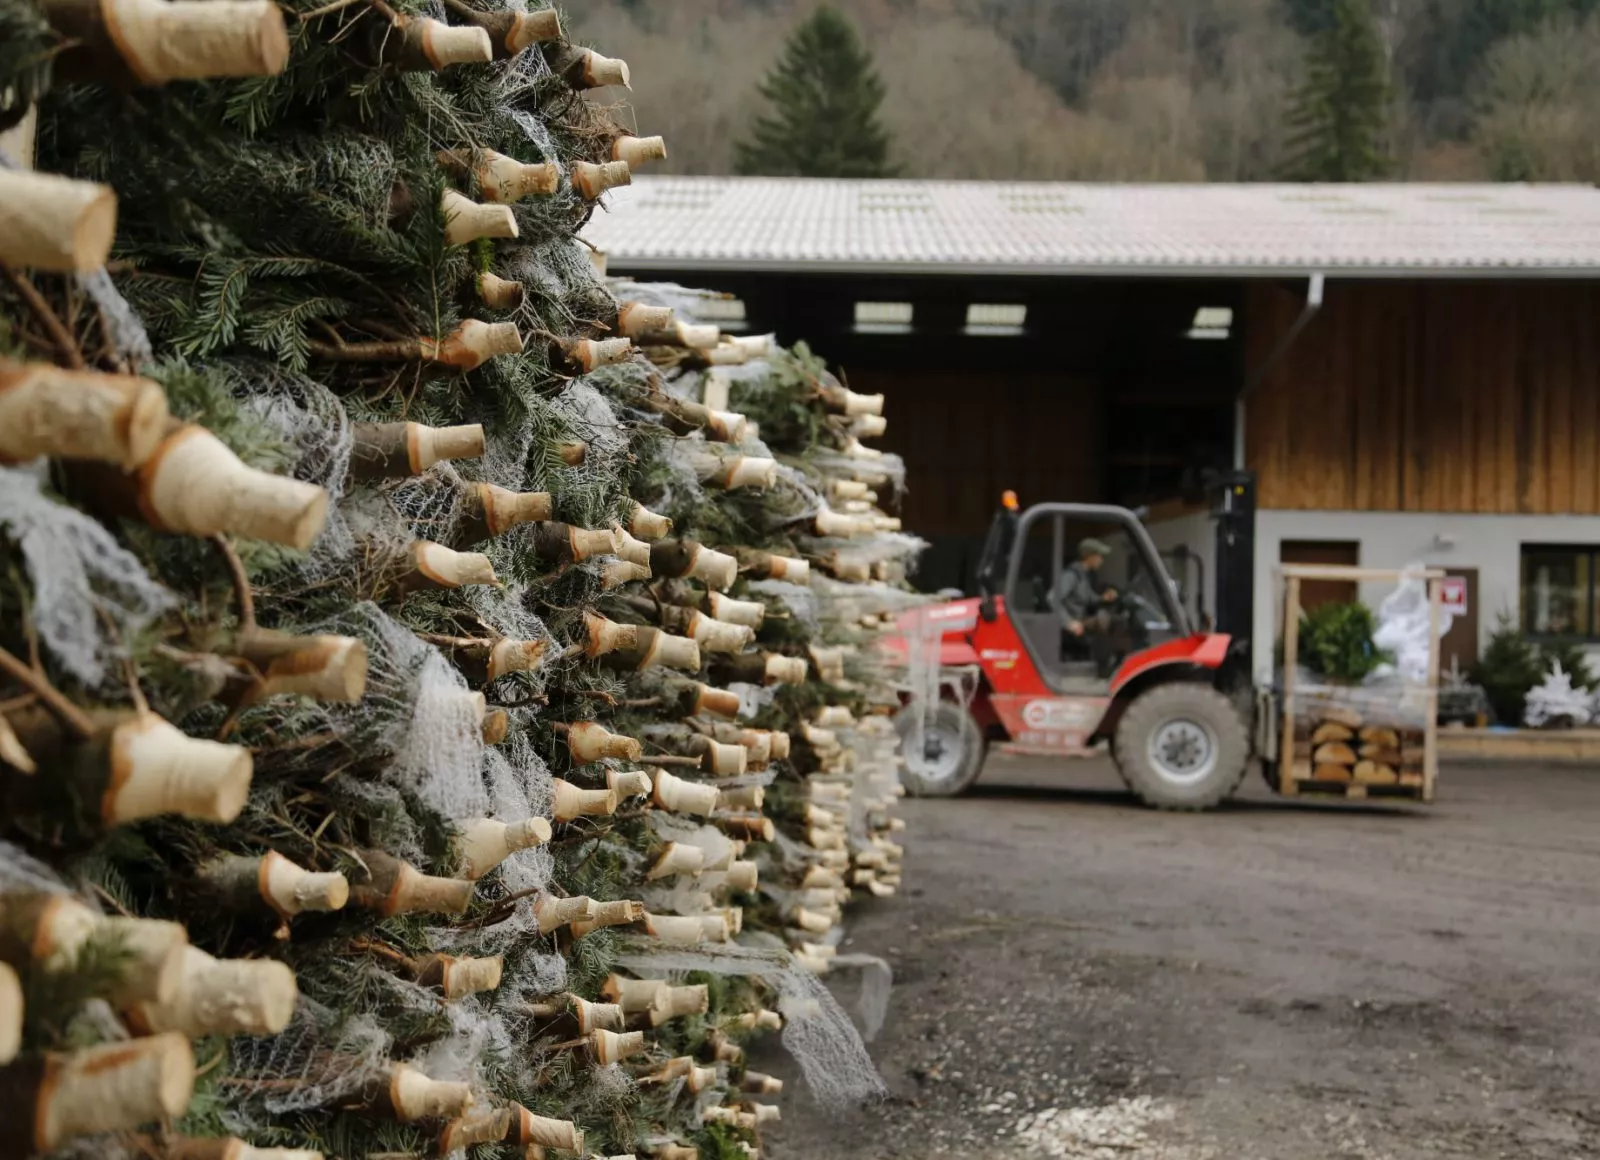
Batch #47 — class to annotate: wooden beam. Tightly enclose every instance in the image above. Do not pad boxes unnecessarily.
[1278,564,1446,582]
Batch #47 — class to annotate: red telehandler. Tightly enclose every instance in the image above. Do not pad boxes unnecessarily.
[887,475,1272,809]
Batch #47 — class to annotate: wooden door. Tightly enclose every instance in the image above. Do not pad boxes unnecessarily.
[1438,568,1479,677]
[1280,541,1360,609]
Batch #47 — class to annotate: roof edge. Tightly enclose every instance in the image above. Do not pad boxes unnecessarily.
[604,255,1600,280]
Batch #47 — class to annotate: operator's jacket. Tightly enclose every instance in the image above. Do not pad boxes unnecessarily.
[1052,561,1105,624]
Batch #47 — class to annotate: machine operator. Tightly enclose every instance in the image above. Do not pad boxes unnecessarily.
[1053,538,1120,671]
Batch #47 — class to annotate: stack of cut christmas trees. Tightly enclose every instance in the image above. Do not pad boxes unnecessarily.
[0,2,911,1157]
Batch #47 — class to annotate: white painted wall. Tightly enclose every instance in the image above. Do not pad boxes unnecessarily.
[1251,510,1600,683]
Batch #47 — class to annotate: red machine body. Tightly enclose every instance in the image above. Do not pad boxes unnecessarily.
[890,596,1233,759]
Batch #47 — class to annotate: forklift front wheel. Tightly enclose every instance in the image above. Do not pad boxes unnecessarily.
[896,702,986,797]
[1113,682,1250,810]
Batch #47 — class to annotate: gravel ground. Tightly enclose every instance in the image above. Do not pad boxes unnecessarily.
[757,755,1600,1160]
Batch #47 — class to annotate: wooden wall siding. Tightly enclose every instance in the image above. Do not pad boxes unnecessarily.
[846,369,1102,538]
[1245,281,1600,513]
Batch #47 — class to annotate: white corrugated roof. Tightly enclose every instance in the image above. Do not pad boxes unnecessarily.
[580,177,1600,278]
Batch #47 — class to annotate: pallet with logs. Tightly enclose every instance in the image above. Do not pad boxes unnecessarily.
[1277,564,1444,803]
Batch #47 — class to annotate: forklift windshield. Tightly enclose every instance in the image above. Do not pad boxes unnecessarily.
[1005,503,1191,694]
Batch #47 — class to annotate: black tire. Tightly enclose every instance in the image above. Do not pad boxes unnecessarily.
[896,702,986,797]
[1113,682,1250,810]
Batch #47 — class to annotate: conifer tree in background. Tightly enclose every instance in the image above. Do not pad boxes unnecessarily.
[1281,0,1393,180]
[735,6,897,178]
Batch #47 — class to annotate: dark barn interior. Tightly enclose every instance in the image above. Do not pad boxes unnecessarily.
[630,269,1250,591]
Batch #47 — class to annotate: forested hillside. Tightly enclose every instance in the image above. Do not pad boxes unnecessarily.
[571,0,1600,181]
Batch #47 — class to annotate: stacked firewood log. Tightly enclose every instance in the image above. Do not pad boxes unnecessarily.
[1295,706,1426,788]
[0,3,904,1158]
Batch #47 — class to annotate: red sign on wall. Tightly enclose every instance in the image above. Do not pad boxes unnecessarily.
[1439,576,1468,617]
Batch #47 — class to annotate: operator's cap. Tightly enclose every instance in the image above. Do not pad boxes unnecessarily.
[1078,537,1112,559]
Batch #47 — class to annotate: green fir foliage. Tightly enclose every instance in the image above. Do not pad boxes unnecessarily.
[1298,599,1390,682]
[1472,612,1546,723]
[734,6,897,177]
[1281,0,1392,180]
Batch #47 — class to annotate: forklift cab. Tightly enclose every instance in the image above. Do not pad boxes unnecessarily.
[979,499,1192,695]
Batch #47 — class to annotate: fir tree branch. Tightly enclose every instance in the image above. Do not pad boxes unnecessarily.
[0,643,94,741]
[211,533,257,634]
[1,261,85,369]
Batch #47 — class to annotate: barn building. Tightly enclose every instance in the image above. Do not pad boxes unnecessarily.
[583,178,1600,680]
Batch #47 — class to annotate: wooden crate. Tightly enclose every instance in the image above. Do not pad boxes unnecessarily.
[1277,564,1444,804]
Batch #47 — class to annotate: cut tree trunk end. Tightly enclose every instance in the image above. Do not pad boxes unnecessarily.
[442,0,560,57]
[1,1033,194,1154]
[615,529,653,569]
[642,913,705,946]
[64,424,327,549]
[820,383,885,416]
[692,682,742,720]
[629,501,673,540]
[611,136,667,167]
[571,160,631,201]
[0,362,168,468]
[684,611,753,655]
[438,1107,513,1154]
[601,560,651,590]
[476,271,523,309]
[455,482,552,545]
[441,190,517,244]
[563,336,633,372]
[646,841,705,880]
[236,630,368,705]
[124,946,297,1037]
[0,962,17,1065]
[379,1063,473,1123]
[650,540,738,590]
[456,816,552,880]
[44,0,290,85]
[347,852,473,917]
[739,550,810,583]
[386,16,491,71]
[510,1105,583,1153]
[564,720,643,764]
[549,778,617,822]
[196,850,350,921]
[481,708,509,745]
[618,302,674,339]
[548,44,631,89]
[569,898,645,936]
[707,592,765,628]
[607,769,652,798]
[426,635,546,686]
[529,521,619,566]
[651,769,719,816]
[439,148,559,203]
[73,710,254,827]
[718,813,775,842]
[425,320,522,370]
[394,541,499,594]
[695,452,777,490]
[583,614,701,672]
[0,892,187,1008]
[348,421,486,480]
[415,953,502,1000]
[534,892,596,934]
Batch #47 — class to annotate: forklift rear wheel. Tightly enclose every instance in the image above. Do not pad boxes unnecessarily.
[1113,682,1249,810]
[896,702,986,797]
